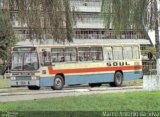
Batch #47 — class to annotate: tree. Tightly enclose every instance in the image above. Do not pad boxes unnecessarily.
[0,0,17,74]
[101,0,148,30]
[10,0,74,42]
[101,0,159,58]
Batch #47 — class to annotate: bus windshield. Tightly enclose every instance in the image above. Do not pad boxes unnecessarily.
[11,52,39,71]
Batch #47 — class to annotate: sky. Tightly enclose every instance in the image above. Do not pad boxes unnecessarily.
[148,31,155,45]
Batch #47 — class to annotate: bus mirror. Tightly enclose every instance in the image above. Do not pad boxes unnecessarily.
[148,52,153,60]
[43,51,47,57]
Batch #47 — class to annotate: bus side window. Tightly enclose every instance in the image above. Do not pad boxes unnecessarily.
[40,51,51,66]
[103,47,113,60]
[51,48,64,63]
[123,46,132,59]
[132,46,140,59]
[65,48,77,62]
[113,47,123,60]
[79,56,83,61]
[90,47,103,61]
[78,47,90,61]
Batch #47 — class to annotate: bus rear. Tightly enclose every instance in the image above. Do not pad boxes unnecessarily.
[10,46,40,89]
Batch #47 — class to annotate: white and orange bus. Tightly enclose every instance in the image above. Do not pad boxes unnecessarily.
[10,40,142,90]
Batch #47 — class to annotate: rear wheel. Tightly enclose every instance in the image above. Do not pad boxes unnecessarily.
[51,75,64,90]
[28,86,40,90]
[89,83,102,87]
[110,71,123,87]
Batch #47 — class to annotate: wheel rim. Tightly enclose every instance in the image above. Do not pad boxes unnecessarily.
[55,78,62,87]
[116,73,122,84]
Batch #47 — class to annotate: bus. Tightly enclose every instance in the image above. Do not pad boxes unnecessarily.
[10,40,142,90]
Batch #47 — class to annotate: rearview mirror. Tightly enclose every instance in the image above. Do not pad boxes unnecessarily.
[43,51,47,57]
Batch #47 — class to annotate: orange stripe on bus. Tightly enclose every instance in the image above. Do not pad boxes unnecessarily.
[48,65,142,75]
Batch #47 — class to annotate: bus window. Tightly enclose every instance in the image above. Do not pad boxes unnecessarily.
[51,48,64,62]
[123,46,132,59]
[65,48,77,62]
[133,46,140,59]
[113,47,123,60]
[90,47,103,61]
[12,52,23,70]
[78,47,90,61]
[103,47,113,60]
[40,50,51,66]
[24,52,39,70]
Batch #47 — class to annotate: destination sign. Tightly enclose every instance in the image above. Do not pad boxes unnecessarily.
[13,47,36,52]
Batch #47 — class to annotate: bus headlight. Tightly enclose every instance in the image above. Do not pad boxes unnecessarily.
[31,77,36,80]
[11,77,16,80]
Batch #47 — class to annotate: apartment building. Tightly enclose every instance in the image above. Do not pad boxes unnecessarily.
[1,0,151,47]
[0,0,155,73]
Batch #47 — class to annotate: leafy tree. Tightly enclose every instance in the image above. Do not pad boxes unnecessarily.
[10,0,74,42]
[0,0,17,74]
[101,0,159,58]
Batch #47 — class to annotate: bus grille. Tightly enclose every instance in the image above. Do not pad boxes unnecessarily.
[16,76,32,80]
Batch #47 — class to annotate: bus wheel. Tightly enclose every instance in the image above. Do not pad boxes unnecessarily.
[110,71,123,87]
[51,75,64,90]
[28,86,40,90]
[89,83,102,87]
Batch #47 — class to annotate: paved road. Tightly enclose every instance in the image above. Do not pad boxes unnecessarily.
[0,86,143,102]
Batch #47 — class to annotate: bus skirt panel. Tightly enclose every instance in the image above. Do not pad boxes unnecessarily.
[39,71,142,86]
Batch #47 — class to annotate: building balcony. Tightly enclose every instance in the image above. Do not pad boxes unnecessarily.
[71,6,101,12]
[70,0,101,12]
[74,22,104,28]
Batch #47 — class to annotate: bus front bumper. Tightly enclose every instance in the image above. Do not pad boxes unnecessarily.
[11,76,40,87]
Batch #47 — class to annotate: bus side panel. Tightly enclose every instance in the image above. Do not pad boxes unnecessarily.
[40,77,54,86]
[38,71,142,87]
[123,71,142,80]
[64,71,142,85]
[64,73,114,85]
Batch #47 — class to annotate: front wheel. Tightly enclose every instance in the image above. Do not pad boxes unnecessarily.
[51,75,64,90]
[110,71,123,87]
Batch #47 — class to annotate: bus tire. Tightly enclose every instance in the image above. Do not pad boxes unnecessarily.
[28,86,40,90]
[110,71,123,87]
[51,75,64,90]
[89,83,102,87]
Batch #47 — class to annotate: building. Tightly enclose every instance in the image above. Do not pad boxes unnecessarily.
[10,0,151,49]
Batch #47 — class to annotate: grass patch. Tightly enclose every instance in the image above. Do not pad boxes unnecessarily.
[0,78,10,88]
[1,91,160,111]
[123,79,142,86]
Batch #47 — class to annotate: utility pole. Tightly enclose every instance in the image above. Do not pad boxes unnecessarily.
[156,0,160,74]
[156,0,160,58]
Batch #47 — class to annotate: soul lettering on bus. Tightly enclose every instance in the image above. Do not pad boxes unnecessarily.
[106,62,130,66]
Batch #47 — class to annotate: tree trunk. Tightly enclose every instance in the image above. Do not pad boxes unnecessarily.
[155,0,160,59]
[155,0,160,74]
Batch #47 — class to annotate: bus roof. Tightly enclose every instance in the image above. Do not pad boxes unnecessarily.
[15,39,143,47]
